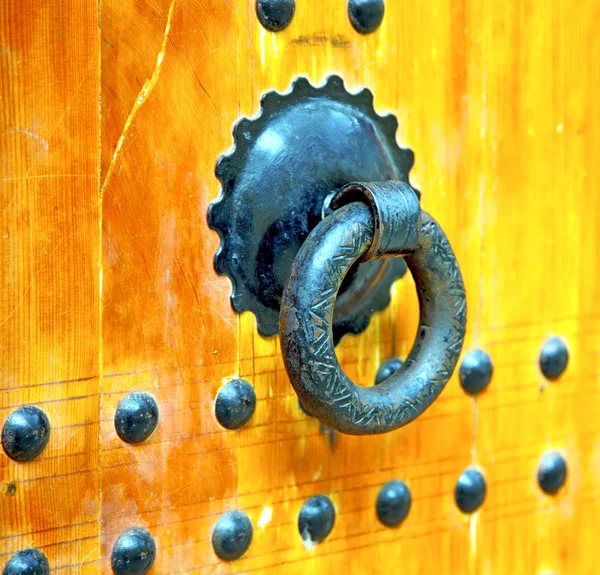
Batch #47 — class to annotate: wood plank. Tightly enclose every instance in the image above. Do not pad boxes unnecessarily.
[0,0,101,571]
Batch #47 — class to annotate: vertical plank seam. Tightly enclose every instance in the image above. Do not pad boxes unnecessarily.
[97,0,105,569]
[472,1,484,571]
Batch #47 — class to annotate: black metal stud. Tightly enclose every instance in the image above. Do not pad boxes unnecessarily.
[374,357,402,385]
[376,480,411,527]
[3,548,50,575]
[215,379,256,430]
[455,468,486,513]
[212,510,253,561]
[538,451,567,495]
[114,392,159,444]
[348,0,385,34]
[539,337,569,380]
[256,0,295,32]
[2,406,50,462]
[298,495,335,546]
[459,349,493,395]
[111,528,156,575]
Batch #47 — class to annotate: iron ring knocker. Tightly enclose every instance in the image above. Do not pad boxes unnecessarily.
[280,181,467,435]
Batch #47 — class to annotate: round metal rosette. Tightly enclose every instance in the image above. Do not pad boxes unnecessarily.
[208,75,416,342]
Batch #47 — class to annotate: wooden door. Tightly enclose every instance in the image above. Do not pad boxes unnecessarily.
[2,0,599,573]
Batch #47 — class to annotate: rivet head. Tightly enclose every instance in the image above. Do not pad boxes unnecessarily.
[538,451,567,494]
[376,480,411,527]
[298,495,335,545]
[3,548,50,575]
[455,468,486,513]
[114,392,159,444]
[111,528,156,575]
[215,379,256,430]
[212,510,253,561]
[348,0,385,34]
[539,337,569,379]
[374,357,402,385]
[459,349,493,395]
[256,0,295,32]
[2,406,50,462]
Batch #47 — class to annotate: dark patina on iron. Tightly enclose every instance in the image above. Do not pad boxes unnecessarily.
[348,0,385,34]
[2,406,50,462]
[539,337,569,380]
[376,480,411,527]
[256,0,295,32]
[208,75,415,342]
[3,549,50,575]
[459,349,493,395]
[298,495,336,546]
[374,357,403,385]
[111,528,156,575]
[455,468,486,513]
[215,379,256,430]
[212,510,253,561]
[114,392,159,445]
[538,451,567,495]
[280,181,467,435]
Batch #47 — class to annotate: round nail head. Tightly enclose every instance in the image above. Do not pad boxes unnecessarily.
[114,392,159,444]
[256,0,295,32]
[212,510,253,561]
[348,0,385,34]
[215,379,256,430]
[298,495,335,545]
[374,357,402,385]
[538,451,567,494]
[459,349,493,395]
[111,528,156,575]
[455,468,486,513]
[2,406,51,462]
[539,337,569,379]
[3,548,50,575]
[376,480,411,527]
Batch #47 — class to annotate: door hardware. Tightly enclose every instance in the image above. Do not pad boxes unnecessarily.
[111,528,157,575]
[2,406,51,462]
[538,451,568,495]
[212,510,254,561]
[281,181,466,434]
[210,77,466,434]
[209,75,415,342]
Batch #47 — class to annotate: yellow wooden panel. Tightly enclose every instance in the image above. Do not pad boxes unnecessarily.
[1,0,599,573]
[0,0,101,571]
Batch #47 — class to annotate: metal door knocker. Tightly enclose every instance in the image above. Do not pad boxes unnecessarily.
[280,181,466,434]
[209,76,466,435]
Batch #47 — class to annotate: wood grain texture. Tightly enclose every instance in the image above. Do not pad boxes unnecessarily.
[0,0,101,572]
[2,0,600,572]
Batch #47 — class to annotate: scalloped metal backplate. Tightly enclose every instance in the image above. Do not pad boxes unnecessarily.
[208,75,416,342]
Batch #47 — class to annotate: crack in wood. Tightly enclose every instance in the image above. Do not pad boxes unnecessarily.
[99,0,176,195]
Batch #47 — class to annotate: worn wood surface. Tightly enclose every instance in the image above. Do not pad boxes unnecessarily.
[2,0,600,572]
[0,0,101,572]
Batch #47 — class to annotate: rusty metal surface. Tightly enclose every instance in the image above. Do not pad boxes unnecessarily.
[208,76,415,341]
[280,182,467,434]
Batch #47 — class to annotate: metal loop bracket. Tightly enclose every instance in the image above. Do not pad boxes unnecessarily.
[280,181,467,435]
